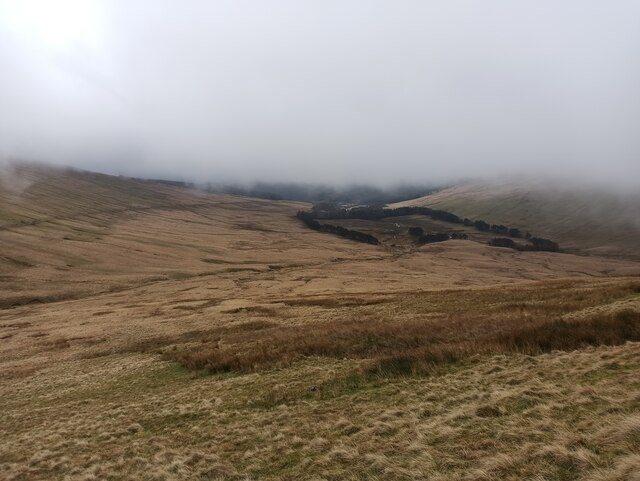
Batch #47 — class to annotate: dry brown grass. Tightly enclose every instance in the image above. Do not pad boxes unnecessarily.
[163,284,640,376]
[2,339,640,481]
[500,308,640,353]
[2,165,639,312]
[1,166,640,480]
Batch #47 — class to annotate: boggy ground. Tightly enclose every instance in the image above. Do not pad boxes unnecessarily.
[1,166,640,480]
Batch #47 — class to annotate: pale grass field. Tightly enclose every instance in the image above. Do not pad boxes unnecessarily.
[1,166,640,480]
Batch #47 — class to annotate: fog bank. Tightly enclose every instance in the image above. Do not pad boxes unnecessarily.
[1,1,639,188]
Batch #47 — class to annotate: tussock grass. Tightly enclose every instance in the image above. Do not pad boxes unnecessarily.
[165,318,439,373]
[164,282,640,375]
[126,320,279,355]
[5,343,640,481]
[2,279,639,480]
[500,309,640,354]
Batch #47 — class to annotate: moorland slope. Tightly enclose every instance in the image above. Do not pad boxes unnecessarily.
[1,164,639,481]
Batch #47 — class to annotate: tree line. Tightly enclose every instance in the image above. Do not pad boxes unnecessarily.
[488,237,559,252]
[297,204,560,252]
[408,227,468,244]
[309,204,560,252]
[296,211,379,245]
[311,204,524,236]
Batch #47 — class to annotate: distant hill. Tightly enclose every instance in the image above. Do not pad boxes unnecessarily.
[393,180,640,260]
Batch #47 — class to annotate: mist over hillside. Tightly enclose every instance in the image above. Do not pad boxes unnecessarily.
[2,1,640,189]
[136,176,441,204]
[209,182,440,205]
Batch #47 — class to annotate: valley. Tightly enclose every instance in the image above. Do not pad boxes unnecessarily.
[1,165,639,481]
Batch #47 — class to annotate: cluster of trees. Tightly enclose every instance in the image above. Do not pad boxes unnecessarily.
[527,237,560,252]
[489,237,559,252]
[310,205,526,239]
[408,227,468,244]
[316,204,559,249]
[311,204,462,223]
[417,233,452,244]
[467,219,522,237]
[488,237,518,249]
[300,204,560,252]
[296,211,379,245]
[450,232,469,240]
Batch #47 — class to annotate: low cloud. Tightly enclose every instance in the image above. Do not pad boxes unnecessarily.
[1,1,639,189]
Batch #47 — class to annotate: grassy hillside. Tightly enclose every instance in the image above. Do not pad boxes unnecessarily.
[3,165,636,307]
[0,163,194,227]
[393,180,640,260]
[1,165,640,480]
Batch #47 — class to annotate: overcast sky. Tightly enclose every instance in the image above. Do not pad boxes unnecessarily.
[0,1,639,187]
